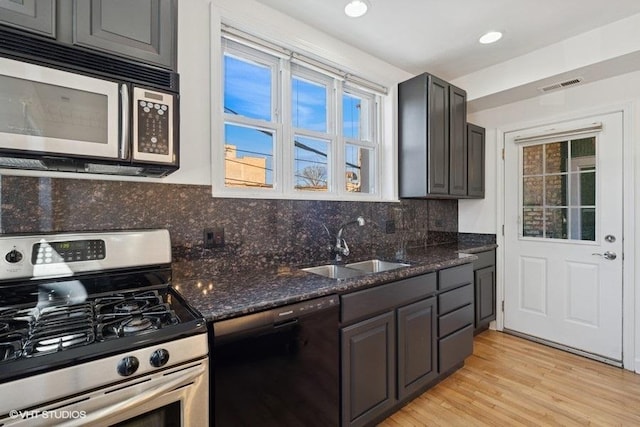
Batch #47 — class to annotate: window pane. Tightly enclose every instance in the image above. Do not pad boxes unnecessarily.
[294,135,329,192]
[523,145,543,175]
[345,144,374,193]
[224,55,271,121]
[523,176,543,206]
[224,123,273,188]
[545,174,567,206]
[580,208,596,241]
[545,141,568,173]
[343,93,370,141]
[569,171,596,206]
[580,171,596,205]
[292,76,327,132]
[545,208,567,239]
[571,137,595,158]
[523,208,544,237]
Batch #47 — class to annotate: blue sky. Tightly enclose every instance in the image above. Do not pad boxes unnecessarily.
[224,53,363,187]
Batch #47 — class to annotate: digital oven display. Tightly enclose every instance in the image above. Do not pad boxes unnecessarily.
[31,239,106,264]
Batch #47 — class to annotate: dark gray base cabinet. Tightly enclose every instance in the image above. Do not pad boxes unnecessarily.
[473,250,497,334]
[340,273,438,427]
[437,264,474,373]
[341,312,396,427]
[341,265,474,426]
[0,0,177,70]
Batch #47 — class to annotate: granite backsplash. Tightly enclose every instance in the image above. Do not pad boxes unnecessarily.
[0,175,475,280]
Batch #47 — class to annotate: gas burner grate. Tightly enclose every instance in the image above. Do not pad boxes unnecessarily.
[25,302,95,356]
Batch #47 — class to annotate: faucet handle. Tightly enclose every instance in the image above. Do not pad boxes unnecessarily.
[340,239,350,256]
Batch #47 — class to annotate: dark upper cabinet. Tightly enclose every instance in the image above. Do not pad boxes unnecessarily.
[467,123,486,198]
[74,0,176,70]
[0,0,177,70]
[449,85,468,196]
[398,72,468,198]
[0,0,55,37]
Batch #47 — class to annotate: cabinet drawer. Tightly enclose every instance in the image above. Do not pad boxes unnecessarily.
[472,250,495,270]
[341,273,437,324]
[439,304,473,337]
[438,263,472,291]
[438,324,473,374]
[438,284,473,315]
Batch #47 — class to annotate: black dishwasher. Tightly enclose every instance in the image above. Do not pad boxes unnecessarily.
[212,295,340,427]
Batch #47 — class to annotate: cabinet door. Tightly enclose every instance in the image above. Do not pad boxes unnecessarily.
[475,265,496,330]
[74,0,176,69]
[397,297,437,400]
[0,0,54,37]
[428,75,449,195]
[342,312,396,427]
[449,85,468,196]
[467,123,485,198]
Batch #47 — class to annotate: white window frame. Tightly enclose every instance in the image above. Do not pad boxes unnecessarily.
[212,26,386,201]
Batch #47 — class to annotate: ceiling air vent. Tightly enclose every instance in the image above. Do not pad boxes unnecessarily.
[539,77,584,93]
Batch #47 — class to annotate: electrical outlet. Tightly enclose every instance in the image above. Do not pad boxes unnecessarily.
[385,220,396,234]
[204,227,225,248]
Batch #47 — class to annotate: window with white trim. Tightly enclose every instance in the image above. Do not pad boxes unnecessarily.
[216,30,385,199]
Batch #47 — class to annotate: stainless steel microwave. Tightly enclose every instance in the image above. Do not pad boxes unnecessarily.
[0,50,179,177]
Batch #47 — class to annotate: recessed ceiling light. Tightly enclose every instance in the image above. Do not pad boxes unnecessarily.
[479,31,503,44]
[344,0,369,18]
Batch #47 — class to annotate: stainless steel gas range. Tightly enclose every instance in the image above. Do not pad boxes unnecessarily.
[0,230,208,426]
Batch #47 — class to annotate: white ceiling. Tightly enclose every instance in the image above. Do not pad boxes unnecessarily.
[253,0,640,81]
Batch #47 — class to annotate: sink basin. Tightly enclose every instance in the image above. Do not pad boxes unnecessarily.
[302,264,365,280]
[303,259,410,279]
[346,259,410,274]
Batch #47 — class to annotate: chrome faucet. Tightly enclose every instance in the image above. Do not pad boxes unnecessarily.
[324,216,366,262]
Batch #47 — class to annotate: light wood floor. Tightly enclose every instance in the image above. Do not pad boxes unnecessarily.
[380,330,640,426]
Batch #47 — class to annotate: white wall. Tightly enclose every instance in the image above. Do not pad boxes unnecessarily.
[459,70,640,372]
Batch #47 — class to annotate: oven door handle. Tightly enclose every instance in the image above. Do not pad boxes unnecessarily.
[67,362,206,426]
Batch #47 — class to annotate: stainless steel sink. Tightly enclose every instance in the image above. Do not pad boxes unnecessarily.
[302,264,365,280]
[346,259,410,274]
[303,259,410,279]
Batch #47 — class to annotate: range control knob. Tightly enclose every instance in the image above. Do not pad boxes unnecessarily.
[117,356,139,377]
[150,348,170,368]
[5,250,23,264]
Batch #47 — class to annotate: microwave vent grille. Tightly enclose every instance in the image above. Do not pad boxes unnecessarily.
[0,27,178,92]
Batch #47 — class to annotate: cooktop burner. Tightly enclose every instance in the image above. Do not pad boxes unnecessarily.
[0,289,183,362]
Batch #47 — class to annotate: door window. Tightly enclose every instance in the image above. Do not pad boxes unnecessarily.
[521,137,596,241]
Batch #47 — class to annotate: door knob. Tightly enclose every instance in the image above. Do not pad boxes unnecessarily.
[592,251,617,260]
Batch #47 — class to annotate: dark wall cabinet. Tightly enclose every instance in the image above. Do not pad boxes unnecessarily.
[399,73,486,199]
[398,72,467,198]
[75,0,176,69]
[467,123,486,198]
[472,250,496,334]
[0,0,55,37]
[341,273,437,427]
[0,0,177,69]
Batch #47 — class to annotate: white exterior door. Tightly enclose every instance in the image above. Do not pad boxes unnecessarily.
[503,112,623,363]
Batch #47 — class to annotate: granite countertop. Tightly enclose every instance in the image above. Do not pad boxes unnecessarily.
[172,239,497,323]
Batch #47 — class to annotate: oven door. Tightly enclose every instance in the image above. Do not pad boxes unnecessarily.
[0,56,121,159]
[1,358,209,427]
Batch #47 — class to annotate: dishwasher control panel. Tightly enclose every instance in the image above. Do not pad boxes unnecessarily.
[272,295,339,322]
